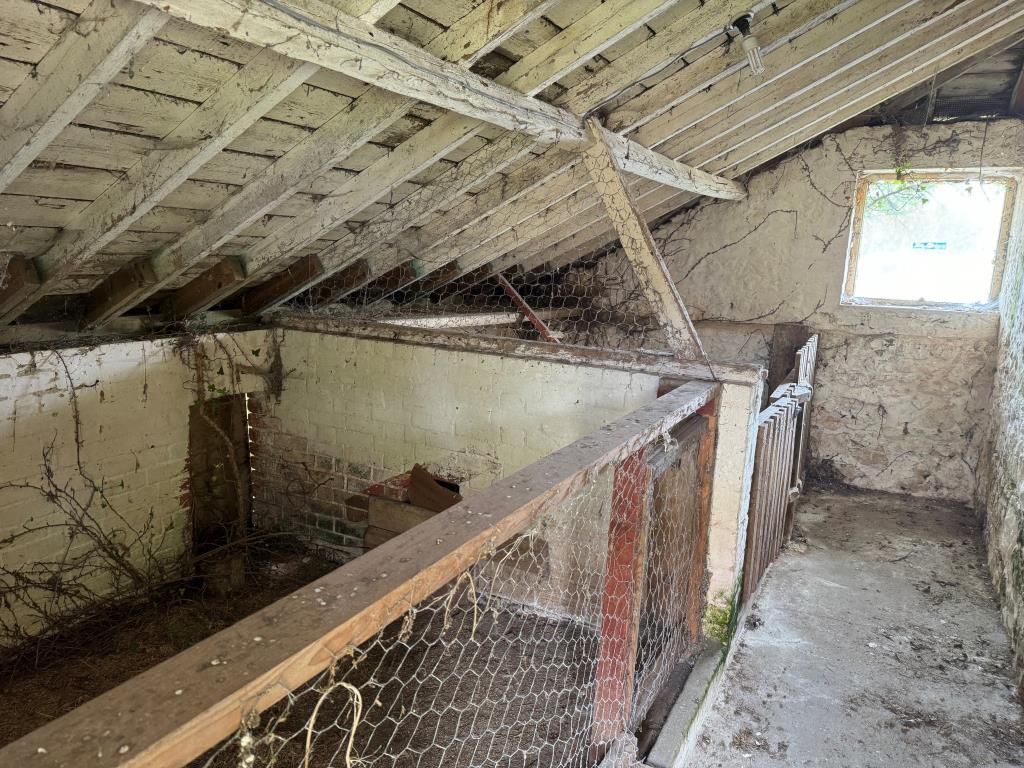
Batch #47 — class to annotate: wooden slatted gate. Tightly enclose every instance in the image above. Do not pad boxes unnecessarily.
[742,335,818,602]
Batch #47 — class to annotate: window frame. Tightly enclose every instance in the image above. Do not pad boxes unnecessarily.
[842,170,1018,311]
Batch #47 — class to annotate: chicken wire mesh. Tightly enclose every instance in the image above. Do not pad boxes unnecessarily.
[192,417,709,768]
[284,245,672,355]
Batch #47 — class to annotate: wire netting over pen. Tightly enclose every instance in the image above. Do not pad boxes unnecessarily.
[194,416,711,768]
[288,245,674,354]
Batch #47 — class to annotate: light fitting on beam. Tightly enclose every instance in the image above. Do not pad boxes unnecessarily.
[733,13,766,75]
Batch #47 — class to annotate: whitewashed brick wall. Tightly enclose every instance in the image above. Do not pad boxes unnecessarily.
[247,329,662,557]
[0,340,196,630]
[3,327,746,633]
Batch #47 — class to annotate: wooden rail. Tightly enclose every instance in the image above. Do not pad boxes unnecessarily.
[275,314,766,386]
[0,379,719,768]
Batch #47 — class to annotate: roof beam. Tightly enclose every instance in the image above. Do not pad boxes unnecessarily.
[394,0,1024,295]
[184,0,681,314]
[242,133,538,314]
[0,0,166,194]
[535,0,1024,267]
[306,0,765,307]
[131,0,585,143]
[345,0,400,22]
[1011,56,1024,115]
[0,259,42,317]
[167,257,247,318]
[251,0,749,312]
[80,259,158,327]
[581,118,704,360]
[0,49,318,324]
[237,254,324,316]
[592,124,746,199]
[380,307,577,330]
[82,0,557,327]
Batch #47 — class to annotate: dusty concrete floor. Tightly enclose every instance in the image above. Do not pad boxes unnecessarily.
[689,488,1024,767]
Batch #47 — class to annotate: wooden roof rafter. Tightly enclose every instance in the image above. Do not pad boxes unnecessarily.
[0,0,406,323]
[0,0,167,194]
[293,0,821,309]
[82,0,564,326]
[130,0,589,143]
[0,0,743,327]
[1,0,1020,331]
[231,0,756,314]
[161,0,736,318]
[520,0,1024,273]
[0,46,320,323]
[365,0,1024,303]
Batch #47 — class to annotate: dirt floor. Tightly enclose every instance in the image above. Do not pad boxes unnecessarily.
[0,545,338,747]
[689,487,1024,767]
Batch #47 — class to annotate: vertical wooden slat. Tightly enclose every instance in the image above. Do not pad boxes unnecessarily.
[774,403,798,561]
[742,418,770,603]
[686,401,718,642]
[784,400,807,540]
[742,334,819,602]
[765,412,783,566]
[592,447,651,749]
[581,118,704,359]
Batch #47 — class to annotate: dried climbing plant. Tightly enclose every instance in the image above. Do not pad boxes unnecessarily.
[0,330,292,665]
[0,349,180,659]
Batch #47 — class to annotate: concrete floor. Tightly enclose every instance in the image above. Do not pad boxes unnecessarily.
[689,488,1024,767]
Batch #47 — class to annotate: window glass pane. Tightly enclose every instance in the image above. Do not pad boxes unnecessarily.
[850,177,1006,305]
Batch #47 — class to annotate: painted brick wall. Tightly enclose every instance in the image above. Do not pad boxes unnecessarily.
[245,329,662,560]
[0,339,195,635]
[0,326,744,635]
[0,331,279,637]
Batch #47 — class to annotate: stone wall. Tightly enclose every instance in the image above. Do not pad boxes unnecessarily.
[980,180,1024,683]
[644,120,1023,504]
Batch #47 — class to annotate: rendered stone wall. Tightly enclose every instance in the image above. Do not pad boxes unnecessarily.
[646,120,1022,503]
[980,185,1024,683]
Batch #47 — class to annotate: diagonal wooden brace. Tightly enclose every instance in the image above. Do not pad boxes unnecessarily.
[581,117,706,361]
[495,273,560,343]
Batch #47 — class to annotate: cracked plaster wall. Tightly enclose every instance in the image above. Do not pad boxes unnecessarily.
[649,120,1023,504]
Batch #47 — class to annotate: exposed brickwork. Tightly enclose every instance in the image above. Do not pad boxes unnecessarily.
[244,329,662,557]
[0,339,196,632]
[248,394,368,562]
